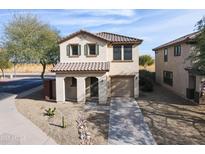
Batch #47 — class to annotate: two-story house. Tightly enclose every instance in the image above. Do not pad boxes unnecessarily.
[153,31,205,103]
[51,30,142,104]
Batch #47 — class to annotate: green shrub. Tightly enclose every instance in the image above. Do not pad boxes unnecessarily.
[141,78,154,92]
[139,70,154,92]
[44,107,56,117]
[139,69,155,81]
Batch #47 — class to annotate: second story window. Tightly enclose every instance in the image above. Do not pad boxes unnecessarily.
[88,44,97,55]
[67,44,81,57]
[124,45,132,60]
[71,45,79,56]
[113,45,122,60]
[164,48,168,62]
[174,45,181,56]
[84,44,99,56]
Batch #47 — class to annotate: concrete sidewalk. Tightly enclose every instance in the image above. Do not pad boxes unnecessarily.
[108,97,156,145]
[0,92,56,145]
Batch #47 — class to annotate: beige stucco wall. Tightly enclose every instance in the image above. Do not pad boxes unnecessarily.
[59,34,139,76]
[59,34,108,62]
[85,77,91,98]
[155,43,193,97]
[56,33,140,102]
[107,45,139,76]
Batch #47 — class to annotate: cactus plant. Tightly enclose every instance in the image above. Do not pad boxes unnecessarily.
[44,107,56,117]
[62,116,66,128]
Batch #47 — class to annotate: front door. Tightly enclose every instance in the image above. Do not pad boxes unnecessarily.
[90,77,98,97]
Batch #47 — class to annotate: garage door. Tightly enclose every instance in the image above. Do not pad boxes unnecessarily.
[111,76,134,97]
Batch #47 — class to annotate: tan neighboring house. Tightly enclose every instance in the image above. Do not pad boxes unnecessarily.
[51,30,143,104]
[153,32,205,103]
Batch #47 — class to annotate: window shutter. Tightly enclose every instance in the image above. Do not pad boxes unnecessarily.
[84,44,88,56]
[78,45,81,56]
[66,45,70,56]
[96,44,99,55]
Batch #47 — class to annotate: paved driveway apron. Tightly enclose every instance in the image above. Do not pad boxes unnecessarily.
[108,97,156,145]
[0,93,56,145]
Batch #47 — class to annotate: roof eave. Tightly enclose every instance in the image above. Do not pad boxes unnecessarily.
[58,30,109,44]
[110,40,143,45]
[152,38,191,51]
[51,70,109,72]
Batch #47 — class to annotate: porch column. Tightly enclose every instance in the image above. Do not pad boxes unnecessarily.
[134,73,139,98]
[56,75,65,103]
[76,77,86,103]
[98,74,108,104]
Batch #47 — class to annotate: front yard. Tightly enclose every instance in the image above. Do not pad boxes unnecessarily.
[138,84,205,144]
[15,89,109,145]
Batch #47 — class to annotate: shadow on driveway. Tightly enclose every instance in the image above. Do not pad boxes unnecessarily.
[138,84,205,144]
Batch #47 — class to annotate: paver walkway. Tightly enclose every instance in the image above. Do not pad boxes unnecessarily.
[0,93,56,145]
[108,97,156,145]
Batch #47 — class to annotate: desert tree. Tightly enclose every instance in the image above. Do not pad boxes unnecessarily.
[139,55,154,69]
[2,14,60,79]
[188,16,205,73]
[0,50,12,78]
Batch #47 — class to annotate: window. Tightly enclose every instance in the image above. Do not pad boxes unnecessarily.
[67,44,80,57]
[163,71,173,86]
[113,45,122,60]
[174,45,181,56]
[88,44,96,55]
[71,44,79,56]
[71,77,77,87]
[124,45,132,60]
[84,44,99,56]
[164,48,168,62]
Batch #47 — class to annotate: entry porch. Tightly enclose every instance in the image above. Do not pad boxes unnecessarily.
[55,72,108,104]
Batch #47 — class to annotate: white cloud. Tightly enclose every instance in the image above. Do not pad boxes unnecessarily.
[51,16,140,27]
[134,10,205,33]
[62,9,137,17]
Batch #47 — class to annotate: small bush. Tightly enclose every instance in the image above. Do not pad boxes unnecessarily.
[141,78,154,92]
[139,70,154,92]
[44,107,56,117]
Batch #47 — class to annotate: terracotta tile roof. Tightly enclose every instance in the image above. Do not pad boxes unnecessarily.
[59,29,142,44]
[153,31,200,51]
[51,62,110,72]
[96,32,143,44]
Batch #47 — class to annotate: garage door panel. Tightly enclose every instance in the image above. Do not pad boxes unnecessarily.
[111,77,134,97]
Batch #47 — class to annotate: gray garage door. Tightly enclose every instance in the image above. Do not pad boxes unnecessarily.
[111,76,134,97]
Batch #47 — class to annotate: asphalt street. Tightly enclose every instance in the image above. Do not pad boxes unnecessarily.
[0,78,43,94]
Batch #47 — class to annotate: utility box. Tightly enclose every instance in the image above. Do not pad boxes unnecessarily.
[44,79,56,101]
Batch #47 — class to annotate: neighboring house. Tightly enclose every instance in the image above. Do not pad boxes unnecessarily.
[51,30,142,104]
[153,32,205,103]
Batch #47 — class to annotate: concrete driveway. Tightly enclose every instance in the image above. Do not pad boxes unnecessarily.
[0,92,56,145]
[108,97,156,145]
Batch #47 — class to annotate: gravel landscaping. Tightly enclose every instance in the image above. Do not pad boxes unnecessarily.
[138,84,205,145]
[15,89,109,145]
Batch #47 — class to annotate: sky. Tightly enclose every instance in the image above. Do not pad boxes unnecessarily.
[0,9,205,56]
